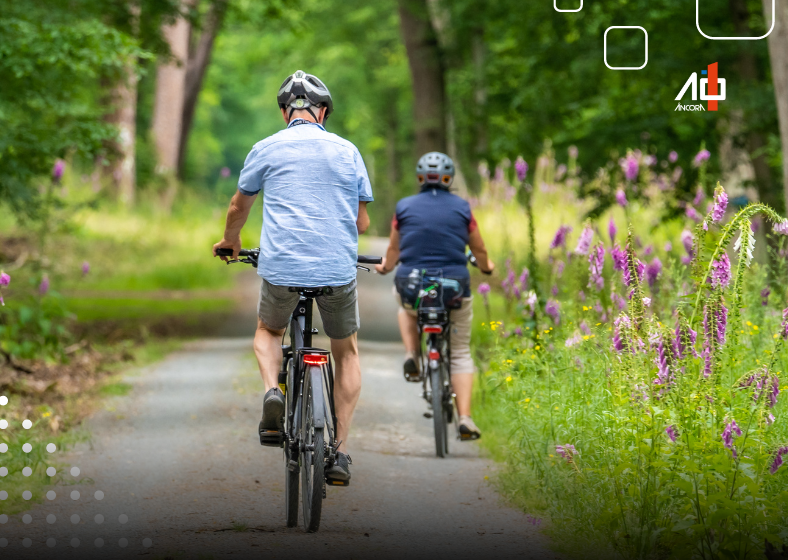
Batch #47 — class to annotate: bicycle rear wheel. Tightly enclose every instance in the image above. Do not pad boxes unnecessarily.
[301,365,325,532]
[284,360,299,528]
[430,365,448,457]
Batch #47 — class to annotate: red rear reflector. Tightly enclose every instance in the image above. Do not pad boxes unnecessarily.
[303,354,328,365]
[428,350,440,360]
[423,325,442,333]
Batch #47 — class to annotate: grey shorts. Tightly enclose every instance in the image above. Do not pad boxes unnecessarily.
[257,278,360,340]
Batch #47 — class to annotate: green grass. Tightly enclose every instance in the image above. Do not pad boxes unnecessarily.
[68,296,232,322]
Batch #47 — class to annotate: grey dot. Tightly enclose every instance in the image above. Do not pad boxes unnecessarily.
[23,490,32,500]
[46,443,56,453]
[0,443,7,452]
[119,538,128,548]
[22,419,32,429]
[71,537,80,548]
[46,467,56,476]
[0,467,7,476]
[94,514,104,524]
[22,443,32,453]
[22,467,32,477]
[118,514,128,524]
[70,490,80,500]
[23,538,31,548]
[0,491,7,500]
[0,538,6,547]
[70,466,80,477]
[143,538,152,548]
[0,514,7,523]
[47,514,56,524]
[70,514,80,524]
[22,514,32,524]
[0,419,7,429]
[47,538,56,548]
[94,538,104,548]
[46,490,56,500]
[94,490,104,500]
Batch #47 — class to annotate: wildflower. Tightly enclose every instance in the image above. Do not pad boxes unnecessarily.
[515,157,528,182]
[622,253,645,288]
[608,219,617,244]
[611,244,627,272]
[574,226,594,255]
[693,149,711,167]
[556,444,577,462]
[760,287,770,306]
[568,145,578,159]
[588,244,605,291]
[615,189,628,207]
[710,187,728,223]
[478,283,491,296]
[526,515,543,526]
[668,151,678,163]
[643,297,651,307]
[681,229,694,258]
[39,274,50,296]
[673,321,699,359]
[646,258,662,288]
[551,285,558,296]
[653,335,672,390]
[721,420,742,458]
[665,425,678,442]
[556,164,567,181]
[52,159,65,182]
[621,153,639,181]
[545,299,560,324]
[643,244,653,257]
[774,220,788,235]
[685,205,701,222]
[770,447,788,474]
[613,315,632,353]
[664,241,672,252]
[556,261,565,277]
[550,225,572,250]
[710,253,731,289]
[782,308,788,340]
[578,290,586,302]
[524,290,537,312]
[612,292,627,311]
[81,261,90,276]
[565,333,582,347]
[220,166,231,178]
[693,186,705,207]
[518,268,529,292]
[734,225,755,267]
[514,327,523,337]
[0,272,9,287]
[579,321,591,336]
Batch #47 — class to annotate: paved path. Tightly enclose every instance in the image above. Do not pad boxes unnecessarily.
[0,239,557,559]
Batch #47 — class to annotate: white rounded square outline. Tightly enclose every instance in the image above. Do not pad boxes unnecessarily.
[554,0,582,13]
[696,0,774,40]
[603,26,648,71]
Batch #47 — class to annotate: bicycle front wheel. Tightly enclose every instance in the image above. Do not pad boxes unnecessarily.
[430,365,448,457]
[301,365,326,533]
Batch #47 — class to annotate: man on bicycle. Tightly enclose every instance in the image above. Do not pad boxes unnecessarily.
[375,152,494,440]
[212,70,373,482]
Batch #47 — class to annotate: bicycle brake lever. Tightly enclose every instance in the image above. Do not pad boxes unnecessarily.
[356,265,370,272]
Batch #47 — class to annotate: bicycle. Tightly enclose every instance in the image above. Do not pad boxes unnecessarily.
[216,247,381,532]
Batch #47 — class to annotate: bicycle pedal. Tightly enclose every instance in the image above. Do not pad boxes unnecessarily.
[325,478,349,487]
[259,430,284,448]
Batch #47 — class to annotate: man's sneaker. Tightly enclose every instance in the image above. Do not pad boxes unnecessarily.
[403,357,420,382]
[459,416,481,441]
[259,387,285,433]
[325,452,352,485]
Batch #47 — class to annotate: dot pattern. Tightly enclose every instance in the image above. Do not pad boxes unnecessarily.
[22,443,32,453]
[47,514,56,524]
[94,490,104,500]
[0,395,7,405]
[70,466,80,477]
[22,514,32,524]
[46,490,56,500]
[71,514,80,524]
[0,467,7,476]
[22,419,32,429]
[70,490,80,500]
[46,466,56,476]
[46,443,56,453]
[0,443,7,452]
[22,490,32,500]
[0,419,7,429]
[22,466,32,477]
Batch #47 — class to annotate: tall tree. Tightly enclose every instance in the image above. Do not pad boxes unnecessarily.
[103,63,139,205]
[765,0,788,211]
[397,0,447,156]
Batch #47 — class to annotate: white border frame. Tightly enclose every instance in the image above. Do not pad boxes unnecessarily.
[696,0,774,40]
[554,0,582,12]
[603,26,648,71]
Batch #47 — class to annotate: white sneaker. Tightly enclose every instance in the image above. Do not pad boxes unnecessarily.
[458,415,481,440]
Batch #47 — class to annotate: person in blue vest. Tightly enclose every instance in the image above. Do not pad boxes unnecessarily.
[375,152,494,439]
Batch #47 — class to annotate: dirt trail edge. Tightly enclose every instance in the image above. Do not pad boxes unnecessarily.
[1,239,558,560]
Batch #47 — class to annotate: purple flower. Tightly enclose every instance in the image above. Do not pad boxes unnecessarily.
[518,268,529,292]
[673,321,699,360]
[780,307,788,340]
[578,290,586,302]
[622,253,645,289]
[685,205,702,222]
[711,189,728,223]
[478,283,491,296]
[774,220,788,235]
[524,291,537,312]
[52,159,65,182]
[653,335,672,390]
[515,157,528,182]
[668,151,678,163]
[575,226,594,255]
[220,166,231,178]
[556,444,577,461]
[621,154,639,181]
[551,284,559,296]
[664,241,672,252]
[514,327,523,337]
[721,420,742,458]
[550,226,572,250]
[580,321,591,336]
[612,292,627,311]
[643,244,653,257]
[693,149,711,167]
[39,274,50,296]
[545,299,560,324]
[0,272,9,287]
[556,261,565,277]
[665,425,678,442]
[608,219,617,244]
[693,186,705,207]
[81,261,90,276]
[646,258,662,288]
[760,287,770,306]
[615,189,628,207]
[565,333,582,347]
[611,244,627,272]
[770,447,788,475]
[710,253,731,290]
[681,230,694,256]
[588,244,605,291]
[613,315,632,353]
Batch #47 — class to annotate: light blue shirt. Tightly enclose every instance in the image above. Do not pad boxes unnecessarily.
[238,120,374,287]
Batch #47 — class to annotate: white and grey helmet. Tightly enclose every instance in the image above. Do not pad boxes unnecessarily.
[416,152,455,189]
[277,70,333,122]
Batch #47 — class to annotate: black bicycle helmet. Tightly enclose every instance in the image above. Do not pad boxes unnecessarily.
[416,152,455,189]
[277,70,333,122]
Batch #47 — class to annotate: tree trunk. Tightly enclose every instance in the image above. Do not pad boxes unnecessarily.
[177,0,229,179]
[764,0,788,213]
[103,63,138,206]
[151,8,190,177]
[397,0,447,157]
[729,0,781,212]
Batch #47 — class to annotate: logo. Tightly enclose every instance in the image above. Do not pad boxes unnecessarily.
[675,62,725,112]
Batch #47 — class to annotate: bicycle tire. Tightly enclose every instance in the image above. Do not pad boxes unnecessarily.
[430,365,447,458]
[301,366,325,532]
[284,358,299,528]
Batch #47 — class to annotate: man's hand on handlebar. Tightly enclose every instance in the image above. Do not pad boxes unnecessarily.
[212,237,241,262]
[482,259,495,275]
[375,257,389,275]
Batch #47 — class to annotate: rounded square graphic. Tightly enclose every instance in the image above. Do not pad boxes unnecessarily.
[604,26,648,71]
[554,0,582,12]
[696,0,774,40]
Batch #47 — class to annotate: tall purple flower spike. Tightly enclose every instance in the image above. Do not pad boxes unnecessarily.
[608,219,617,244]
[694,149,711,167]
[770,447,788,475]
[622,154,639,181]
[710,254,731,289]
[673,322,699,360]
[515,157,528,182]
[556,444,577,461]
[646,258,662,288]
[588,245,605,291]
[545,300,560,324]
[611,244,627,272]
[721,420,742,458]
[575,226,594,255]
[665,425,678,442]
[550,225,572,250]
[615,189,628,207]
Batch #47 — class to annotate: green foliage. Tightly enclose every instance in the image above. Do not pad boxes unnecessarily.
[0,286,71,361]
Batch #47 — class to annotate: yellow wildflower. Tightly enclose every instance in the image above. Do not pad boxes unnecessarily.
[505,376,513,382]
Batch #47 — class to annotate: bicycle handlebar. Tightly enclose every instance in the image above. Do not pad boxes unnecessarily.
[215,247,382,265]
[216,248,254,257]
[357,255,383,265]
[466,250,492,276]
